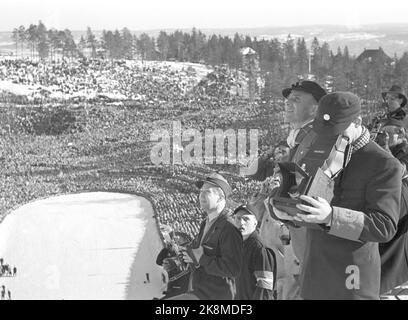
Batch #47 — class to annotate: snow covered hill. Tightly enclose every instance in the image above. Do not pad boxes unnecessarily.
[0,192,165,300]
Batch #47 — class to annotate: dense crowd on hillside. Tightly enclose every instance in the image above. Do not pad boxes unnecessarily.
[0,58,192,103]
[0,57,288,242]
[0,58,249,108]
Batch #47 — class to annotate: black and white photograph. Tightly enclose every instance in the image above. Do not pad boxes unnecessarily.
[1,0,408,302]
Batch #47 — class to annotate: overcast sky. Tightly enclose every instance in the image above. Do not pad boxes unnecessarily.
[2,0,408,31]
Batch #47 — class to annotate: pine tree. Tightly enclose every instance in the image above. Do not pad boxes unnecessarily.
[62,29,77,59]
[121,27,133,59]
[37,21,49,60]
[296,38,308,77]
[157,31,169,61]
[113,30,122,59]
[26,24,38,60]
[310,37,321,76]
[86,26,97,58]
[283,35,296,81]
[11,28,18,57]
[319,42,331,77]
[18,25,26,58]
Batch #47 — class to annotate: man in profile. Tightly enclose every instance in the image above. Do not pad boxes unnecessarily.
[248,80,327,299]
[168,173,243,300]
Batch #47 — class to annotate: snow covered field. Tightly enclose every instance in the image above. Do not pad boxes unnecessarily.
[0,192,165,300]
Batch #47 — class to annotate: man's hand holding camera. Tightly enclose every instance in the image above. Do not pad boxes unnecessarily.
[295,195,332,225]
[270,195,333,226]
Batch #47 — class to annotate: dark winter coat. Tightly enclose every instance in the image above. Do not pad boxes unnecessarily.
[235,231,276,300]
[300,141,403,300]
[189,210,243,300]
[379,142,408,294]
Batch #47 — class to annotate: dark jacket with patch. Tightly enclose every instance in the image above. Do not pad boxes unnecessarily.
[300,141,403,300]
[235,231,276,300]
[190,211,243,300]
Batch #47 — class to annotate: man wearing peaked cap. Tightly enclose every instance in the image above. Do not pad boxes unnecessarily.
[248,80,327,180]
[282,80,327,105]
[282,81,327,149]
[195,172,232,198]
[272,92,403,299]
[168,172,243,300]
[246,80,326,300]
[312,91,361,136]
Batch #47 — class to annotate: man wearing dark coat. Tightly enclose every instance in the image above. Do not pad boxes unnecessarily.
[271,92,403,299]
[247,80,327,300]
[167,173,243,300]
[233,204,276,300]
[375,118,408,295]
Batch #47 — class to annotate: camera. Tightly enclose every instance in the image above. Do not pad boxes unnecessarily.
[170,240,190,271]
[271,134,349,216]
[271,163,335,216]
[159,227,192,273]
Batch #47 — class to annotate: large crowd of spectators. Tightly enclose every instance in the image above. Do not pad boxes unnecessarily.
[0,58,199,103]
[0,58,257,110]
[0,57,289,249]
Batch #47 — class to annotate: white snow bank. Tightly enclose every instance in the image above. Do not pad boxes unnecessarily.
[0,80,38,96]
[0,192,164,300]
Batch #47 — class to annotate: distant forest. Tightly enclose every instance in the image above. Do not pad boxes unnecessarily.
[10,21,408,101]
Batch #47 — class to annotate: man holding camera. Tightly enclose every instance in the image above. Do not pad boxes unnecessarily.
[272,92,403,299]
[279,81,327,299]
[168,173,243,300]
[247,80,327,299]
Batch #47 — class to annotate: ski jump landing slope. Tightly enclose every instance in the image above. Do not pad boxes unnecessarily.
[0,192,165,300]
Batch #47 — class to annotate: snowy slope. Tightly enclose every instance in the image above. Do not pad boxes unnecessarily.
[0,192,165,300]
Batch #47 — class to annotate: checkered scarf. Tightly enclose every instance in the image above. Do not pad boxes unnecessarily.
[351,126,370,153]
[344,126,370,165]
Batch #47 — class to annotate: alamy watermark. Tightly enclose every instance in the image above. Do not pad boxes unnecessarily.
[345,265,360,290]
[150,121,259,176]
